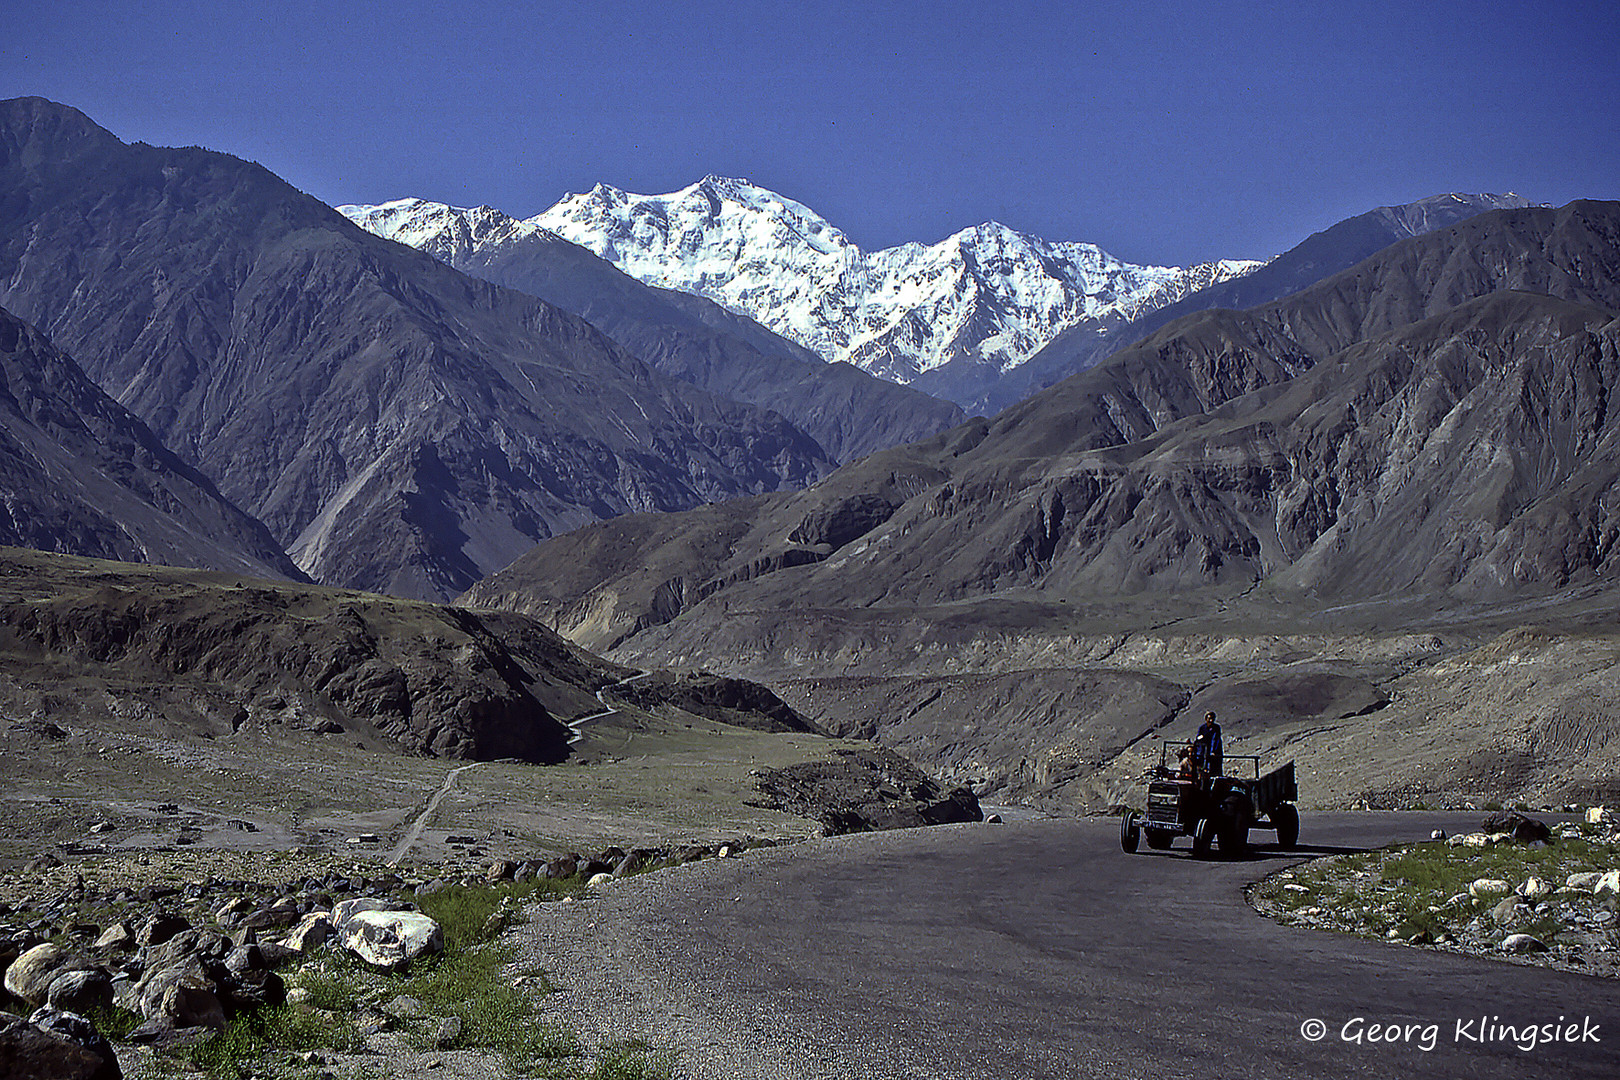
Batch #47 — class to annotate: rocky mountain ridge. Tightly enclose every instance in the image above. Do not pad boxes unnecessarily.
[0,98,840,600]
[971,192,1538,414]
[0,305,303,581]
[340,197,965,463]
[462,200,1620,811]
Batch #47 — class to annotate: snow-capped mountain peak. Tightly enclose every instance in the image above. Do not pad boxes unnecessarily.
[343,180,1263,391]
[338,197,555,265]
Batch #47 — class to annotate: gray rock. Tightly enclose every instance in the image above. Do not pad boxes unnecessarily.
[5,943,92,1008]
[1501,933,1548,954]
[1491,896,1529,927]
[218,968,284,1010]
[485,860,517,883]
[236,907,299,933]
[135,913,190,949]
[434,1014,463,1050]
[92,922,134,951]
[1481,812,1552,843]
[214,897,254,925]
[141,929,230,974]
[224,943,265,974]
[46,969,114,1014]
[0,1009,121,1080]
[280,912,332,955]
[133,961,226,1031]
[383,994,428,1020]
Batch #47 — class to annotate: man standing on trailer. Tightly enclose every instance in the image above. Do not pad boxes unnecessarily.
[1192,711,1223,779]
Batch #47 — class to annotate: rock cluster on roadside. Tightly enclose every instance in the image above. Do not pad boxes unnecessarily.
[752,746,983,834]
[0,833,788,1073]
[0,863,449,1071]
[1253,809,1620,977]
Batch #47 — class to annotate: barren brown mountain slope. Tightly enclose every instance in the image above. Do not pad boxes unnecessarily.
[0,97,836,600]
[462,201,1620,812]
[0,306,303,580]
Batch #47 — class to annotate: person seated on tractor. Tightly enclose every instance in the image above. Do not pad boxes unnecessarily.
[1191,711,1223,779]
[1176,746,1195,780]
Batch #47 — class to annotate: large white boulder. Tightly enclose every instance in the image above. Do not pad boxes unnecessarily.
[330,897,409,930]
[1469,878,1513,899]
[338,910,443,970]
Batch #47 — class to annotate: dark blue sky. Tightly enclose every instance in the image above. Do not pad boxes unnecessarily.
[8,1,1618,265]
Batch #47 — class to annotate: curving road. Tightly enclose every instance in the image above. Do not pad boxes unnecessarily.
[530,812,1620,1079]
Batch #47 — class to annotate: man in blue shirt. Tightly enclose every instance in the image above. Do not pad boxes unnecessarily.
[1192,711,1223,779]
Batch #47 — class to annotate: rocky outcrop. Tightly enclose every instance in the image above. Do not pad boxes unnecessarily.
[605,671,824,735]
[0,549,619,762]
[985,193,1537,414]
[753,748,982,834]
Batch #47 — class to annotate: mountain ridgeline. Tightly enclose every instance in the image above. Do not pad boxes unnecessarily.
[346,178,1263,412]
[463,200,1620,650]
[0,305,304,580]
[978,192,1537,414]
[0,97,859,599]
[340,198,966,464]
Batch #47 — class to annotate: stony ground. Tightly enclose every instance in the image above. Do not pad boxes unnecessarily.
[1248,813,1620,978]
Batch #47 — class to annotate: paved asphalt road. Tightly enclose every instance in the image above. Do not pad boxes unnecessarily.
[539,812,1620,1079]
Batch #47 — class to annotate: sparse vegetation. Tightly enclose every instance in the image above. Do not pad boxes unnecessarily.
[174,877,672,1080]
[1249,818,1620,974]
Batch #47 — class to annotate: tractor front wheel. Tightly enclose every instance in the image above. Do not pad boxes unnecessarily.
[1192,817,1215,858]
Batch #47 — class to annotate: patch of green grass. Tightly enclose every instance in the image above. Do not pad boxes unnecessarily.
[81,1004,142,1041]
[583,1041,675,1080]
[185,1003,361,1079]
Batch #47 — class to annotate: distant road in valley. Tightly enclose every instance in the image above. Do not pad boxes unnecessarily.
[530,813,1620,1079]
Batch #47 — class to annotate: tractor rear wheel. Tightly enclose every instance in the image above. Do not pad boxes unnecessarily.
[1273,803,1299,850]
